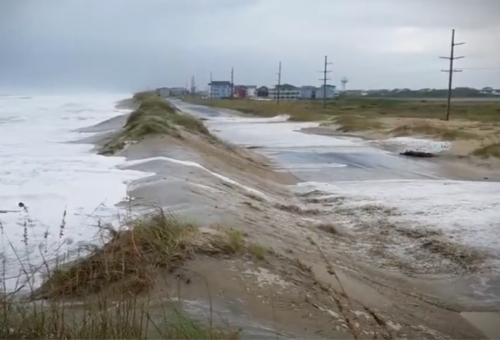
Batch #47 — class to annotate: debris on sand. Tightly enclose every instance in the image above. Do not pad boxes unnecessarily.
[316,223,338,235]
[400,150,435,158]
[274,203,321,215]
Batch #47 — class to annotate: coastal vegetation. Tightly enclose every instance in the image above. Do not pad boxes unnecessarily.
[185,96,500,123]
[473,142,500,158]
[2,209,281,338]
[184,96,500,157]
[101,92,210,154]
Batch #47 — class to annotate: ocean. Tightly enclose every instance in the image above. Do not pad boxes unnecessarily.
[0,94,146,290]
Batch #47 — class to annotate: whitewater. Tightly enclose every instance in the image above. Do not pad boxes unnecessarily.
[0,94,147,289]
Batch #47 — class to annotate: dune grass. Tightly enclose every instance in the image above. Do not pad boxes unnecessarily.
[330,114,383,132]
[247,243,267,261]
[101,92,210,154]
[1,292,236,339]
[37,212,198,298]
[390,123,476,140]
[1,212,246,339]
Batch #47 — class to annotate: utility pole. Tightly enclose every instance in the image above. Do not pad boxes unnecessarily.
[230,67,234,99]
[276,61,282,104]
[319,55,332,108]
[440,28,465,121]
[209,72,213,100]
[190,75,196,95]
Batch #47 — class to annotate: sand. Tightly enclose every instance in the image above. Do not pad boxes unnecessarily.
[85,103,495,339]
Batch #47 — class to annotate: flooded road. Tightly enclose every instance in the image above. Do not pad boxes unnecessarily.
[175,101,445,181]
[173,99,500,310]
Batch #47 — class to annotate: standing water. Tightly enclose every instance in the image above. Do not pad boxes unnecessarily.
[0,94,146,290]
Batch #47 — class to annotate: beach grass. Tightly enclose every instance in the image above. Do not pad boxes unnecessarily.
[248,243,267,261]
[37,212,197,298]
[1,293,236,339]
[1,211,243,339]
[101,92,210,154]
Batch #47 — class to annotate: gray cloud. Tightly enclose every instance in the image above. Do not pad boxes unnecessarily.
[1,0,499,92]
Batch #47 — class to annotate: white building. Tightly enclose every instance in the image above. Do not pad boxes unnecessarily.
[299,86,317,99]
[209,81,232,98]
[246,86,257,97]
[156,87,188,97]
[269,84,300,100]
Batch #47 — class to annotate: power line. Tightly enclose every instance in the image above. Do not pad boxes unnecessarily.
[440,28,465,121]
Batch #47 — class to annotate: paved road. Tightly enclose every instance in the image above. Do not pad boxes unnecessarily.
[172,100,447,182]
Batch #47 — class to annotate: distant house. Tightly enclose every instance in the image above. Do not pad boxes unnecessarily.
[246,86,257,98]
[256,86,269,97]
[209,81,232,98]
[299,86,317,100]
[156,87,170,97]
[269,84,300,100]
[234,85,248,98]
[316,85,338,99]
[481,87,495,95]
[170,87,189,96]
[156,87,188,97]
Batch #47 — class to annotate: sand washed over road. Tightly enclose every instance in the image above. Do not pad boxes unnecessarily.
[174,99,500,308]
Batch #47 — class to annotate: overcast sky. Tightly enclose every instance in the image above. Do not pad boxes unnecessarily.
[1,0,499,93]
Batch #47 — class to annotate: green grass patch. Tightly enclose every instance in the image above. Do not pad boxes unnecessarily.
[248,243,267,261]
[184,96,500,123]
[472,143,500,158]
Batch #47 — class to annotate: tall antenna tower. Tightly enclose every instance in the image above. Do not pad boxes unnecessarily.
[440,28,465,121]
[341,77,348,91]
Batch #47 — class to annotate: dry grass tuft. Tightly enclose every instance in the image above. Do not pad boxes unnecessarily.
[37,212,197,298]
[391,123,475,140]
[248,243,267,261]
[472,142,500,158]
[203,228,246,255]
